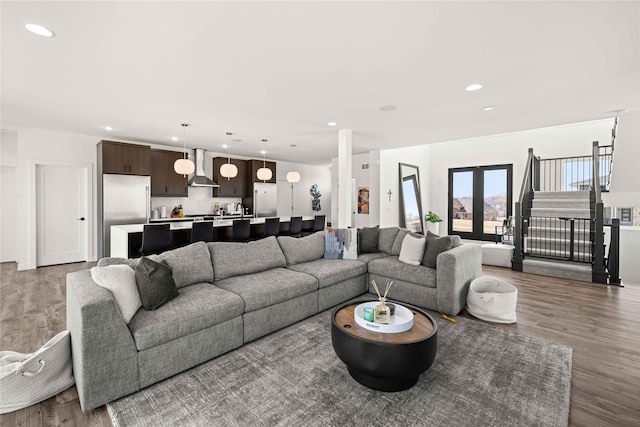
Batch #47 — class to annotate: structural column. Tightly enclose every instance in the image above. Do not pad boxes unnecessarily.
[337,129,352,228]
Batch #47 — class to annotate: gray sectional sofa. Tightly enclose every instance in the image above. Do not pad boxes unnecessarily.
[66,227,480,412]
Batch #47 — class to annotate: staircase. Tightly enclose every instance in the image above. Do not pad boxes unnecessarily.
[523,191,593,282]
[512,136,621,285]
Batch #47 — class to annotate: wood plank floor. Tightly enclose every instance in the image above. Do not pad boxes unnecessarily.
[1,261,639,426]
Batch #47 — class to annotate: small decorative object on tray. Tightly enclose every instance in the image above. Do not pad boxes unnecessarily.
[370,280,393,324]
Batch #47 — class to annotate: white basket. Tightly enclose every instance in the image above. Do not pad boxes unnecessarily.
[0,330,75,414]
[467,276,518,324]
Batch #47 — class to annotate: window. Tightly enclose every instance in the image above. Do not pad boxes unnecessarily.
[448,164,513,241]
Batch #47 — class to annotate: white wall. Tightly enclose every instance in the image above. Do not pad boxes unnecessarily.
[602,111,640,207]
[379,144,432,228]
[351,151,380,228]
[276,161,331,220]
[428,118,616,234]
[1,131,18,262]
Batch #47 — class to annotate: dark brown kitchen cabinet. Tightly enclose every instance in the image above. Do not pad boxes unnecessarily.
[100,141,150,175]
[212,157,248,197]
[151,149,188,197]
[250,159,277,183]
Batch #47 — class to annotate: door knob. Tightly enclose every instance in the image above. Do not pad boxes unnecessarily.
[77,217,85,221]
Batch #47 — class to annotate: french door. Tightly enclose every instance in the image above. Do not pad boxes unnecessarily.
[448,164,512,241]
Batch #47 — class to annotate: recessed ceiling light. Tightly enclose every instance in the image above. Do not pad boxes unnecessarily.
[465,84,483,92]
[380,105,397,112]
[222,144,228,149]
[483,106,494,111]
[25,24,55,37]
[104,126,114,131]
[260,150,266,155]
[171,136,178,141]
[327,122,337,126]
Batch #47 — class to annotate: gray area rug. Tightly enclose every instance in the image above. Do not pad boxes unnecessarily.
[108,303,572,427]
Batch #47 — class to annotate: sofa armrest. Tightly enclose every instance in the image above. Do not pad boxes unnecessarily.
[66,270,139,412]
[435,243,482,315]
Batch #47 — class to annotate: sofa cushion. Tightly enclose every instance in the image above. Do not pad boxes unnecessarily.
[450,235,463,248]
[357,226,379,253]
[215,268,318,312]
[422,233,453,268]
[398,234,426,266]
[208,236,286,280]
[128,283,244,351]
[135,257,179,310]
[288,259,367,289]
[277,231,325,266]
[97,257,138,269]
[357,252,390,264]
[156,242,214,288]
[378,227,400,255]
[368,256,437,288]
[324,228,358,260]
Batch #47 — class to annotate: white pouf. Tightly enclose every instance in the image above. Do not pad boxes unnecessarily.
[481,243,514,268]
[466,276,518,324]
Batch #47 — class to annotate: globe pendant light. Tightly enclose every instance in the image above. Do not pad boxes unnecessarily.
[256,139,272,181]
[286,144,301,183]
[174,123,195,176]
[220,132,238,180]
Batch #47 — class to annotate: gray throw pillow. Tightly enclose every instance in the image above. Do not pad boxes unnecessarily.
[358,226,379,254]
[378,227,400,255]
[134,257,179,310]
[422,233,453,268]
[391,229,410,255]
[450,235,463,248]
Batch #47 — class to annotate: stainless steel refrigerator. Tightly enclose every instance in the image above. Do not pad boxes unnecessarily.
[253,182,277,218]
[99,174,151,257]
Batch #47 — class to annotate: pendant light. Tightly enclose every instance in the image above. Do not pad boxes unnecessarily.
[219,132,238,179]
[256,139,272,181]
[174,123,195,176]
[286,144,301,183]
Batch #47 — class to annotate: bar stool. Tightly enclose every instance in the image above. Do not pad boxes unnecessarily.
[231,219,251,242]
[263,217,280,238]
[287,216,303,237]
[139,224,171,256]
[312,215,326,232]
[191,221,214,243]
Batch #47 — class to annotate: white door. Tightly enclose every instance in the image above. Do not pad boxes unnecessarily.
[36,165,87,266]
[1,166,16,262]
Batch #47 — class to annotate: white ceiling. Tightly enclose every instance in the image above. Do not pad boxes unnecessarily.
[2,1,638,165]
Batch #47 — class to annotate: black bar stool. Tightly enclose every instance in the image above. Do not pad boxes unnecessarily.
[191,221,214,243]
[232,219,251,242]
[287,216,302,237]
[312,215,326,232]
[139,224,171,256]
[263,217,280,238]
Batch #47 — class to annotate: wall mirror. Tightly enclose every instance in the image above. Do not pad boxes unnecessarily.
[399,163,424,234]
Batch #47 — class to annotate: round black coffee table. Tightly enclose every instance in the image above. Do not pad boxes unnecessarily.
[331,300,437,392]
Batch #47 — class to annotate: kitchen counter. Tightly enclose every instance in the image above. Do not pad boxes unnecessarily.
[149,214,245,222]
[110,216,315,258]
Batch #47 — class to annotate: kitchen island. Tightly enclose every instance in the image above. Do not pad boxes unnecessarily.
[110,216,315,258]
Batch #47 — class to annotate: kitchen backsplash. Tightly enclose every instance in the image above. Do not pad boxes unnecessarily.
[151,186,241,216]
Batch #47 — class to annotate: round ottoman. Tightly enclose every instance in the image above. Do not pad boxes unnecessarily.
[466,276,517,324]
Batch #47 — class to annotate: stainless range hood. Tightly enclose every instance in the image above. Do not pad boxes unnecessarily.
[188,148,219,187]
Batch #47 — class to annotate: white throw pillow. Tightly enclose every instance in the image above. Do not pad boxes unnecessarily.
[90,265,142,323]
[398,234,426,266]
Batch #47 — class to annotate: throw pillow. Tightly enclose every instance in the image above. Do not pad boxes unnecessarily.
[135,257,179,310]
[324,228,358,260]
[450,235,463,248]
[90,265,141,323]
[391,229,410,255]
[422,233,453,268]
[398,234,426,266]
[357,226,379,254]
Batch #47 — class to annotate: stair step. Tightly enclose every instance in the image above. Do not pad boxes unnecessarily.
[532,199,591,209]
[522,258,592,282]
[530,208,591,219]
[533,191,591,200]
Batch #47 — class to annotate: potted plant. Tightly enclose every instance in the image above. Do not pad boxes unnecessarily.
[425,211,443,235]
